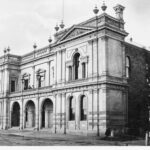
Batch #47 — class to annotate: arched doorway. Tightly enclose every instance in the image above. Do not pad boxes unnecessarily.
[11,102,20,127]
[41,99,53,128]
[25,100,35,128]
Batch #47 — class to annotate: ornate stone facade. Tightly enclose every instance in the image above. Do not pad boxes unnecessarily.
[0,4,137,136]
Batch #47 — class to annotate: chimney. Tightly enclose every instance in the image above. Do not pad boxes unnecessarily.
[113,4,125,20]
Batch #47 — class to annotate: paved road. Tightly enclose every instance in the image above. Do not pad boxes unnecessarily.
[0,130,145,146]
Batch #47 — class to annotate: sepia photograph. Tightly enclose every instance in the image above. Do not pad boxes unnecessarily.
[0,0,150,147]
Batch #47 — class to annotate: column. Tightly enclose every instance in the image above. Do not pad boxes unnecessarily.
[47,61,51,86]
[57,51,62,83]
[62,93,66,134]
[0,71,2,92]
[39,109,42,130]
[76,95,80,130]
[88,90,93,130]
[93,40,98,77]
[93,89,98,131]
[0,102,2,128]
[4,69,10,94]
[3,99,8,130]
[23,107,26,129]
[35,97,39,130]
[66,67,69,82]
[99,88,107,136]
[101,36,109,75]
[20,102,23,130]
[9,110,12,129]
[62,50,66,83]
[32,66,35,88]
[59,94,62,129]
[45,110,48,128]
[56,94,61,130]
[66,95,69,131]
[122,43,126,78]
[50,61,54,85]
[54,53,57,84]
[86,62,88,78]
[53,94,57,133]
[88,40,93,78]
[78,61,82,79]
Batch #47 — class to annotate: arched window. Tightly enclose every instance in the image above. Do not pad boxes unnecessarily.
[80,95,87,121]
[82,63,86,78]
[73,53,80,80]
[22,73,30,90]
[69,66,72,81]
[126,56,131,78]
[36,69,46,88]
[69,96,75,121]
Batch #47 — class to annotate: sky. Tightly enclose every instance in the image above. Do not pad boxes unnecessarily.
[0,0,150,56]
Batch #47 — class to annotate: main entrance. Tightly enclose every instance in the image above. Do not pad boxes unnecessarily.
[11,102,20,127]
[41,99,53,128]
[25,100,35,128]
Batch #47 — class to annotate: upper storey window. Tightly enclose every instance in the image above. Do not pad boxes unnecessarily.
[73,53,80,80]
[36,69,46,88]
[126,56,131,78]
[67,51,88,82]
[11,80,16,92]
[82,63,86,79]
[22,73,31,90]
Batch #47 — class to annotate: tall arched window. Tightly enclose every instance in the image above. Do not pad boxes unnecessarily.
[80,95,87,121]
[69,66,72,81]
[73,53,80,80]
[82,63,86,78]
[69,96,75,121]
[126,56,131,78]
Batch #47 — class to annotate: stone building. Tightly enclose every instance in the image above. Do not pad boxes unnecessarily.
[0,4,149,136]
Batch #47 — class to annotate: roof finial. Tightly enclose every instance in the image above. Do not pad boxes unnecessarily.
[60,20,65,29]
[101,1,107,12]
[48,35,52,44]
[93,5,99,15]
[55,24,59,32]
[33,43,37,50]
[7,46,10,53]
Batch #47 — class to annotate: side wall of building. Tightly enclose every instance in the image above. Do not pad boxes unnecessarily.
[125,43,149,136]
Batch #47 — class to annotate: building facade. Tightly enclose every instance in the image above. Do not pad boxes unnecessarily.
[0,4,148,136]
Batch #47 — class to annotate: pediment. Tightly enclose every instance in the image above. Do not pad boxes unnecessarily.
[59,26,93,42]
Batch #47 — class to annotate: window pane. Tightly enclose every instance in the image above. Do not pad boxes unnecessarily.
[24,79,28,90]
[11,80,15,92]
[82,63,86,78]
[69,66,72,81]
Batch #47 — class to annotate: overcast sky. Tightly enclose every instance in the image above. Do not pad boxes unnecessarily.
[0,0,150,56]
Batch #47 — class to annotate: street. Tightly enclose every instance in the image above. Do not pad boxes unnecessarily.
[0,130,145,146]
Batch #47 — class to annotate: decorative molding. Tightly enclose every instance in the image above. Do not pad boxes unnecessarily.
[66,60,73,67]
[80,56,89,64]
[101,35,109,41]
